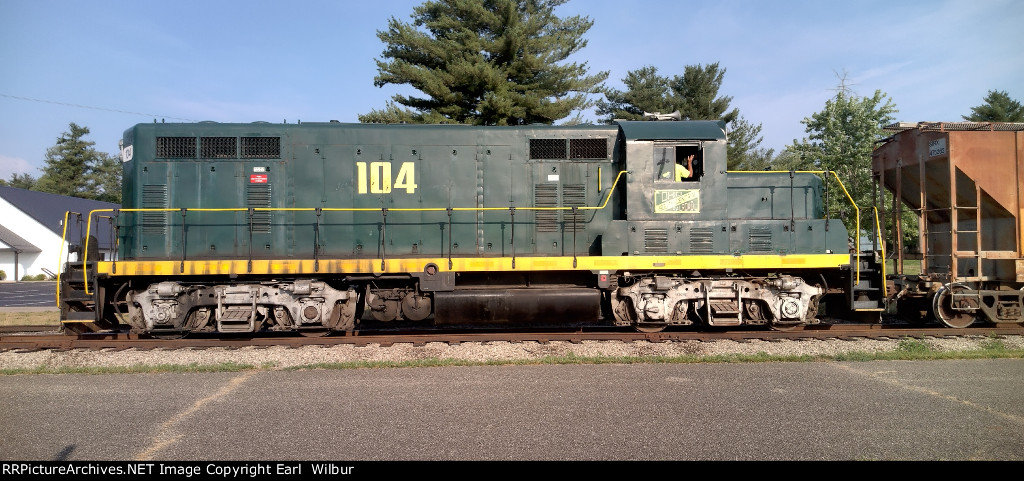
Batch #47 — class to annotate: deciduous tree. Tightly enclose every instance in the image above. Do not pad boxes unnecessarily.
[784,86,900,245]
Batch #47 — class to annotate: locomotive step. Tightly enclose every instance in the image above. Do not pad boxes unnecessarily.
[61,311,96,321]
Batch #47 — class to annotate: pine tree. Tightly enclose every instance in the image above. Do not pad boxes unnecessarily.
[361,0,608,125]
[0,173,37,190]
[87,153,122,203]
[594,66,671,121]
[726,117,775,170]
[36,122,120,202]
[963,89,1024,122]
[596,63,767,168]
[670,63,738,123]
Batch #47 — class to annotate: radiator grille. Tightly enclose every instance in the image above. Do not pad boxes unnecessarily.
[156,137,196,158]
[569,138,607,159]
[530,139,567,160]
[241,137,280,159]
[201,137,236,158]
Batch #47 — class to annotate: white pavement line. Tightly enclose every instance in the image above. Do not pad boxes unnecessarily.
[134,371,258,461]
[834,363,1024,427]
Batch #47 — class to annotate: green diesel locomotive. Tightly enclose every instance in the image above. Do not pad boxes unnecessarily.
[60,119,881,336]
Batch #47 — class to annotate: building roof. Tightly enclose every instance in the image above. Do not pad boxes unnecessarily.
[0,224,41,253]
[0,185,120,249]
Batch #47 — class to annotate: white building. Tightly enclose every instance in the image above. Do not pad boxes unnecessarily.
[0,186,119,281]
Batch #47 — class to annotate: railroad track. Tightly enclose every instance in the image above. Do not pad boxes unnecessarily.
[2,323,1023,352]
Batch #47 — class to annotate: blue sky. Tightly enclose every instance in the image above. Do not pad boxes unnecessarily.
[1,0,1021,180]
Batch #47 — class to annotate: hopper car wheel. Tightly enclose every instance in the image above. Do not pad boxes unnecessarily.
[634,323,667,333]
[932,284,977,329]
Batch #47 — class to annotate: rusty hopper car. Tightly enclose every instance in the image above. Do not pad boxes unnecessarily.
[60,119,881,337]
[872,121,1024,327]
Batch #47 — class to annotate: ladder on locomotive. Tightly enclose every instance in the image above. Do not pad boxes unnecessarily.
[850,253,885,312]
[850,209,887,318]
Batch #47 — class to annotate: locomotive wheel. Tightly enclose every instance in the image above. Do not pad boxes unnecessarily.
[768,320,802,331]
[297,328,331,338]
[932,284,978,328]
[369,297,400,322]
[149,331,187,340]
[634,322,667,333]
[401,294,432,321]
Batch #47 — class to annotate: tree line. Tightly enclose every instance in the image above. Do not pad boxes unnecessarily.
[4,0,1022,240]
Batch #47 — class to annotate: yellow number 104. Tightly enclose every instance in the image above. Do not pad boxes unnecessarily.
[356,162,417,194]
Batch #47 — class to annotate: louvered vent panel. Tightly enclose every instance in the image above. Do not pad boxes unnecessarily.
[535,183,559,232]
[690,227,714,253]
[247,184,272,234]
[141,184,168,235]
[749,226,773,252]
[645,228,669,252]
[562,184,586,232]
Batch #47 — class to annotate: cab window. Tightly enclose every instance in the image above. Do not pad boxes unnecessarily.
[655,145,702,182]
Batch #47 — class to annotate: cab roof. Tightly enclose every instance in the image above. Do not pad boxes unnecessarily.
[616,120,727,141]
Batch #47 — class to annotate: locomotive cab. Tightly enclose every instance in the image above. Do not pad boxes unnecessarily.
[602,120,729,257]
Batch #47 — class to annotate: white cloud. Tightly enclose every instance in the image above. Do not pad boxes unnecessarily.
[0,155,39,181]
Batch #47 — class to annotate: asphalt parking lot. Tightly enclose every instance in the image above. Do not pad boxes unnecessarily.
[2,360,1023,461]
[0,281,57,308]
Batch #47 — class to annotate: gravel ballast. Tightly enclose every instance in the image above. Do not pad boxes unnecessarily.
[2,335,1023,371]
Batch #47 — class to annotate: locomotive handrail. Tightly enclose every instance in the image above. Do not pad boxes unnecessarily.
[55,211,82,307]
[72,170,630,295]
[874,206,887,299]
[729,170,862,285]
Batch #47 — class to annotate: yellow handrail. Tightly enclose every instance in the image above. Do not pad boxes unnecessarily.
[874,206,887,299]
[75,171,631,295]
[55,211,74,307]
[729,170,861,285]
